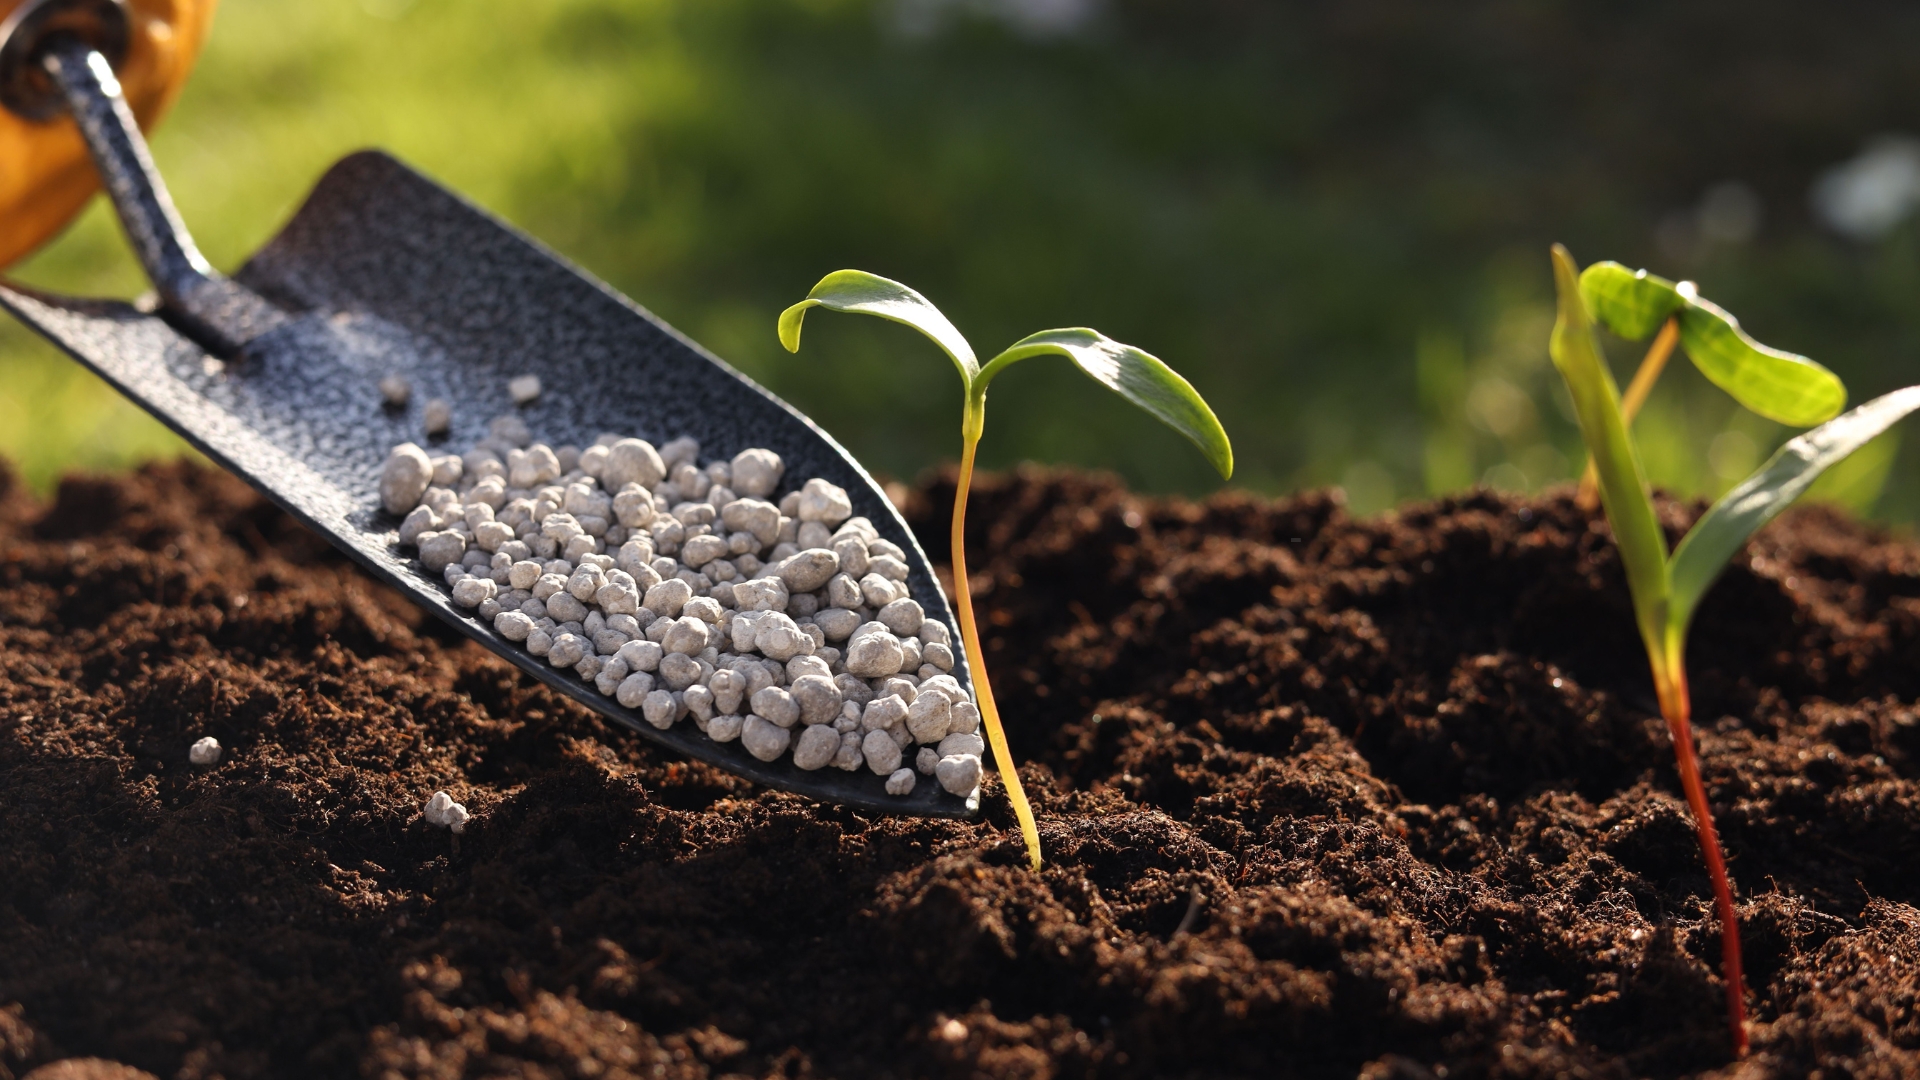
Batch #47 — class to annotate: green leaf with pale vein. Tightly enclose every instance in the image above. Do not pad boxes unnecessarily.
[1579,261,1685,341]
[778,269,979,384]
[1668,385,1920,635]
[1676,297,1845,427]
[977,328,1233,478]
[1577,260,1845,427]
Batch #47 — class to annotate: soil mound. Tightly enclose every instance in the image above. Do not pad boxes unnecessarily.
[1,461,1918,1079]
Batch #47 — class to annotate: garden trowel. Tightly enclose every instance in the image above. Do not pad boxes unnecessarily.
[0,0,976,817]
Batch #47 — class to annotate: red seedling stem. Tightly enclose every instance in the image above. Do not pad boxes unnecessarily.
[1653,662,1748,1055]
[1556,247,1920,1059]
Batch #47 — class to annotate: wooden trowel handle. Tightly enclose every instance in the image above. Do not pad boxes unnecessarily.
[0,0,214,270]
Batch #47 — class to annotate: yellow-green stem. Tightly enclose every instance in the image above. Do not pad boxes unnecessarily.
[1577,316,1681,509]
[950,413,1043,870]
[1649,642,1748,1056]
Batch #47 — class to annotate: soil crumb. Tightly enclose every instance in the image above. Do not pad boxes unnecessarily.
[2,460,1919,1079]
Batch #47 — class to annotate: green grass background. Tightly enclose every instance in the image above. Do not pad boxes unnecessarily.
[5,0,1920,519]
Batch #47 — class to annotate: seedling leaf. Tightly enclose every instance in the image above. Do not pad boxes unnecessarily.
[1577,261,1845,428]
[1676,298,1846,427]
[979,328,1234,479]
[1549,246,1670,645]
[780,269,1234,872]
[1580,261,1685,341]
[1547,246,1884,1058]
[779,270,981,383]
[1668,385,1920,635]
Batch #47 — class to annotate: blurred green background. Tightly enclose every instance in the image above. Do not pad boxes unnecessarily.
[6,0,1920,518]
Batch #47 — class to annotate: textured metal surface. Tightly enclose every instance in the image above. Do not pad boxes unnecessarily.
[0,0,128,121]
[0,149,977,818]
[38,39,284,354]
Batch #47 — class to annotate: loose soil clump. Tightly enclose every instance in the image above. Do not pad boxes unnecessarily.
[1,461,1918,1079]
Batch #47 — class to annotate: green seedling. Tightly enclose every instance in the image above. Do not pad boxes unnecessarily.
[1548,244,1920,1057]
[1572,261,1847,506]
[780,270,1233,870]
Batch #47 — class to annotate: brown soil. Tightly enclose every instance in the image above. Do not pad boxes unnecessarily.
[1,461,1919,1080]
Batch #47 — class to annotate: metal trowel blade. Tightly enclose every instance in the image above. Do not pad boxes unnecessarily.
[0,149,977,818]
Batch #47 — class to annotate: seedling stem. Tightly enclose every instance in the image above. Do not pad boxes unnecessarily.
[1549,244,1920,1057]
[1649,645,1747,1052]
[949,409,1043,870]
[781,271,1232,871]
[1620,316,1682,423]
[1576,314,1679,508]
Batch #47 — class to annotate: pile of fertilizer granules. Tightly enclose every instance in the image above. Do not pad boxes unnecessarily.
[377,415,984,799]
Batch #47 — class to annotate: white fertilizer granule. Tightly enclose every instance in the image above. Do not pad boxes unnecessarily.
[423,790,470,833]
[508,375,543,405]
[379,374,411,407]
[379,424,981,799]
[423,398,452,436]
[189,736,222,766]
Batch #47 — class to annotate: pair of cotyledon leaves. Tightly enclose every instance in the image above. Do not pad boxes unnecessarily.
[779,263,1834,487]
[778,270,1233,479]
[1553,247,1920,654]
[780,260,1918,655]
[1578,260,1846,427]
